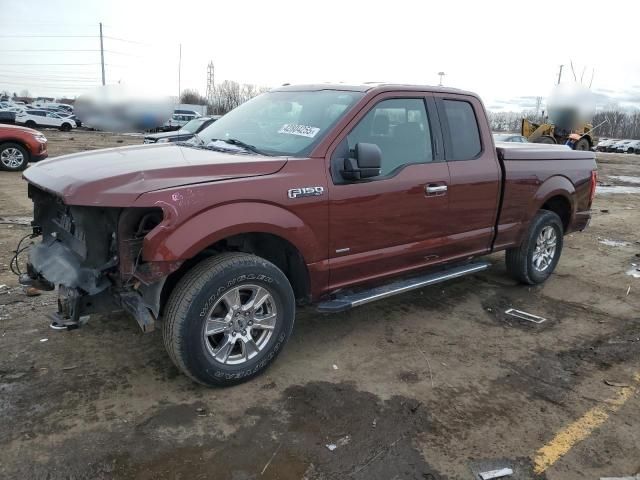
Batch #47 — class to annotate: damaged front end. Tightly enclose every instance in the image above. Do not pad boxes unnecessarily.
[21,185,182,332]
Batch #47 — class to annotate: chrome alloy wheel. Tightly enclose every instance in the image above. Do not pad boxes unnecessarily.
[1,147,25,169]
[532,226,557,272]
[203,285,277,365]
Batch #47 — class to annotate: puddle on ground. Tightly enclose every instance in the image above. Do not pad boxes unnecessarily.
[0,216,32,225]
[599,239,631,247]
[627,265,640,279]
[608,175,640,185]
[597,185,640,195]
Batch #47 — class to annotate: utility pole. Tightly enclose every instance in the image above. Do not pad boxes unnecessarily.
[557,64,563,85]
[99,22,105,85]
[437,71,446,86]
[177,43,182,101]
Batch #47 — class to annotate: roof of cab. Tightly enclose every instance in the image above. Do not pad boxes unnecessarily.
[271,82,477,97]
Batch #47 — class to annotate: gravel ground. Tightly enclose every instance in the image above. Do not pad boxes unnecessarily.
[0,131,639,479]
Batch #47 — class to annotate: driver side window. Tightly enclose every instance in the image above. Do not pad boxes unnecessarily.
[347,98,433,176]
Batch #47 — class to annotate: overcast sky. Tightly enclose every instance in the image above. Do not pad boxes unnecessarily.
[1,0,639,111]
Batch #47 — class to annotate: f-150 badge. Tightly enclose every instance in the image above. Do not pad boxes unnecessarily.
[288,187,324,199]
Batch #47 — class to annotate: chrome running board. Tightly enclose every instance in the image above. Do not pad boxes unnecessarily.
[316,262,490,313]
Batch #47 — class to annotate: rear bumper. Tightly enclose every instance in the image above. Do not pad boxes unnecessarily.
[568,210,591,233]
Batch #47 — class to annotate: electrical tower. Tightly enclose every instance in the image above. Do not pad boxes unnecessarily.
[206,61,215,103]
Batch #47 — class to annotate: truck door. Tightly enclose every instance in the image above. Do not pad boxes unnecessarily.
[326,93,451,291]
[434,94,502,257]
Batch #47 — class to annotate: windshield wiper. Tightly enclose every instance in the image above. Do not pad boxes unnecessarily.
[192,132,205,145]
[216,138,270,156]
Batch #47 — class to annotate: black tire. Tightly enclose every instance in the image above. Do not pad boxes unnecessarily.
[25,120,37,128]
[60,123,71,132]
[573,138,590,151]
[505,210,564,285]
[0,142,30,171]
[536,135,556,144]
[163,252,295,387]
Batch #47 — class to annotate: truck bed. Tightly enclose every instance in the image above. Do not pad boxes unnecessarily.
[493,141,597,250]
[495,141,595,161]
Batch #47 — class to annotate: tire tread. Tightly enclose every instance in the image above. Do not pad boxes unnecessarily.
[162,252,291,386]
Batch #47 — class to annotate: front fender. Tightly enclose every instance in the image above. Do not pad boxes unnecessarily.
[142,201,321,263]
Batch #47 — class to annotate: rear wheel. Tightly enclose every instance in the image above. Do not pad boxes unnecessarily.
[0,142,29,171]
[574,138,590,151]
[25,120,36,128]
[163,253,295,387]
[506,210,563,285]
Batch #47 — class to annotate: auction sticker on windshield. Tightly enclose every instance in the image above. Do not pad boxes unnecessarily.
[278,124,320,138]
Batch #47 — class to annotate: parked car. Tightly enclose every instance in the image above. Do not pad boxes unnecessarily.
[608,139,632,152]
[162,109,201,131]
[493,133,528,143]
[615,139,640,154]
[596,139,617,152]
[0,110,16,124]
[15,109,76,131]
[143,116,220,144]
[20,83,597,386]
[53,111,82,127]
[0,124,48,171]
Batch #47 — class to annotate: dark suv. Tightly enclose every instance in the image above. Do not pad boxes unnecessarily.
[144,116,220,144]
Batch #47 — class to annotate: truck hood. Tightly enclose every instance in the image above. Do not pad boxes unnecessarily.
[23,143,288,206]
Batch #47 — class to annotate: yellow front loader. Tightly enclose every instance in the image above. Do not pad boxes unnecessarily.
[522,119,594,150]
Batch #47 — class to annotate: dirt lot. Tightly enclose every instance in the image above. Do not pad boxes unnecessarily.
[1,130,639,479]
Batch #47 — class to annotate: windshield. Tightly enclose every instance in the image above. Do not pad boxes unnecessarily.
[180,117,210,133]
[197,90,364,156]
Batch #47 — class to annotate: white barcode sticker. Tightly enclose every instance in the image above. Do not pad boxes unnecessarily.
[278,124,320,138]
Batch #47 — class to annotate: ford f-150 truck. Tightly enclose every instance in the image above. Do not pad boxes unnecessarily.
[19,83,597,386]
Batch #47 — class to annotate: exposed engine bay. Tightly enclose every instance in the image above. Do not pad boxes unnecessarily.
[22,184,182,331]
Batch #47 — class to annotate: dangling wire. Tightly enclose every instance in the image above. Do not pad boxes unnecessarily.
[9,232,36,276]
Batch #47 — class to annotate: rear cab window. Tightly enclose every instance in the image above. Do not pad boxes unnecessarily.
[440,99,482,160]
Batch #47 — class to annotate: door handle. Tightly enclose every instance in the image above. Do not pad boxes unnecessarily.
[425,184,448,194]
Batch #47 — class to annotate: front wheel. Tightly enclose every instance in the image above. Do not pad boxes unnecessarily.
[162,253,295,387]
[60,123,72,132]
[505,210,564,284]
[0,142,29,171]
[536,136,556,144]
[573,138,590,151]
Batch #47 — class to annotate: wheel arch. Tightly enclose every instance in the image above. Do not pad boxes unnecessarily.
[143,200,323,309]
[529,176,575,233]
[158,231,311,316]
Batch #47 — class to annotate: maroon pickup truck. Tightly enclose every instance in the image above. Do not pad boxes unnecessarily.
[20,84,597,386]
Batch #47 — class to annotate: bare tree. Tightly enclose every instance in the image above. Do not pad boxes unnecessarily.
[209,81,268,115]
[180,89,208,105]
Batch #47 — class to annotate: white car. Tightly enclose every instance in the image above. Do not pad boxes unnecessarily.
[15,109,76,131]
[162,109,201,131]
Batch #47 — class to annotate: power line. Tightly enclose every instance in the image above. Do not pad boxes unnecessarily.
[0,34,99,38]
[0,77,100,85]
[103,35,149,45]
[0,81,94,90]
[0,63,102,66]
[0,70,100,80]
[0,49,102,52]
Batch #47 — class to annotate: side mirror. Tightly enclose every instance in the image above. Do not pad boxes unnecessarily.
[342,143,381,180]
